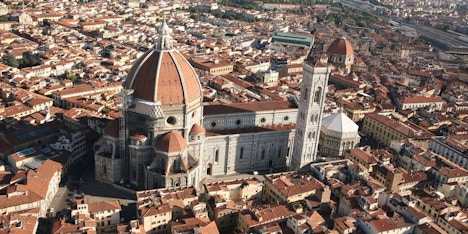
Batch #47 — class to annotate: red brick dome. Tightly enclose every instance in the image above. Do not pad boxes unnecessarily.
[124,20,202,105]
[328,37,354,56]
[156,131,187,153]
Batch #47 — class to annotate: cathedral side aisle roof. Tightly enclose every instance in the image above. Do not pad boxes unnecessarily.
[204,100,297,115]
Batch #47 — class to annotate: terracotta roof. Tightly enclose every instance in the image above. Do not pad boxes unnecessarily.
[204,100,297,115]
[268,174,324,198]
[125,50,201,105]
[105,119,120,138]
[328,37,354,56]
[51,219,81,234]
[349,149,378,164]
[88,200,121,213]
[448,219,468,232]
[400,171,428,184]
[189,123,205,135]
[370,217,413,232]
[141,204,171,217]
[197,221,220,234]
[402,96,444,104]
[205,123,295,136]
[417,222,448,234]
[156,131,187,153]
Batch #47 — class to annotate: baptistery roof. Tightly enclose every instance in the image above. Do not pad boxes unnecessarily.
[322,112,358,133]
[124,20,201,105]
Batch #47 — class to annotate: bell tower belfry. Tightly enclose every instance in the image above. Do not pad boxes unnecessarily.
[291,61,331,170]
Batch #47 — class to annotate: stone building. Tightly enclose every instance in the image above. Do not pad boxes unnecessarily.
[318,111,360,158]
[94,21,332,190]
[327,37,355,75]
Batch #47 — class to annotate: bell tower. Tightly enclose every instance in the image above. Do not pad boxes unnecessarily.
[291,61,331,170]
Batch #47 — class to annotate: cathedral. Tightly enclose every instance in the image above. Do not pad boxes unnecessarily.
[94,21,357,190]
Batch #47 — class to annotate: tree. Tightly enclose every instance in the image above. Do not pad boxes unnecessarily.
[42,19,50,27]
[68,74,78,82]
[2,53,19,68]
[190,13,200,21]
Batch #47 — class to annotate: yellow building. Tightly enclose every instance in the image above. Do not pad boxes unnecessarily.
[0,22,16,31]
[341,100,376,122]
[204,177,263,233]
[81,20,106,32]
[190,58,233,76]
[263,172,330,204]
[203,177,263,201]
[238,205,294,233]
[344,148,378,172]
[140,204,172,233]
[362,113,434,148]
[33,12,63,24]
[136,186,199,233]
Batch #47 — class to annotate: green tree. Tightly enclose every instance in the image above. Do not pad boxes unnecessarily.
[2,53,19,68]
[0,15,10,22]
[42,19,50,27]
[190,13,200,21]
[357,20,367,27]
[68,74,78,82]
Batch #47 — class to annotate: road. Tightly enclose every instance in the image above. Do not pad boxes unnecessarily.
[49,161,137,222]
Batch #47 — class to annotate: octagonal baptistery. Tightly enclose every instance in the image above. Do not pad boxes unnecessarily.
[124,20,203,137]
[319,111,360,158]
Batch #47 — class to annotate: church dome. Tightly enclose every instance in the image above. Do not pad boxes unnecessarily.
[124,20,202,105]
[322,112,358,133]
[328,37,354,56]
[156,131,188,153]
[189,123,205,135]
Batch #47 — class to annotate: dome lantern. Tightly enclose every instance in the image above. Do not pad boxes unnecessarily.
[156,19,174,51]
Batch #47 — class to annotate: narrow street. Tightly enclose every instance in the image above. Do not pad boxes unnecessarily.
[47,160,137,227]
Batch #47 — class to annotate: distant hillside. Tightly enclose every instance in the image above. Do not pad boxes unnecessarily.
[220,0,260,10]
[262,0,332,5]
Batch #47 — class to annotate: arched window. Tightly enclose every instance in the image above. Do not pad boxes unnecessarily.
[240,147,244,159]
[314,87,322,103]
[215,149,219,162]
[207,164,212,175]
[303,88,308,100]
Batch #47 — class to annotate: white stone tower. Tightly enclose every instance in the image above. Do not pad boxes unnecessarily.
[291,61,331,170]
